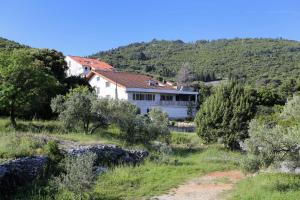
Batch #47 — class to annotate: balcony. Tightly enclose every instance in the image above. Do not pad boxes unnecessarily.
[159,101,196,106]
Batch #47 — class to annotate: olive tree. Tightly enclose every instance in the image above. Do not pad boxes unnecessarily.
[51,86,108,133]
[242,95,300,172]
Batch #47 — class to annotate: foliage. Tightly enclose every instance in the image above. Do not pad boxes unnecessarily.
[93,145,241,199]
[31,48,67,82]
[91,38,300,90]
[44,141,63,164]
[243,96,300,172]
[197,82,213,106]
[51,86,107,133]
[230,173,300,200]
[0,133,47,159]
[52,152,96,198]
[281,95,300,122]
[0,37,28,49]
[195,82,256,149]
[148,108,170,142]
[0,50,59,127]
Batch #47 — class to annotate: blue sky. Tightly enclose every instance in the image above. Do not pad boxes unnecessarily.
[1,0,300,56]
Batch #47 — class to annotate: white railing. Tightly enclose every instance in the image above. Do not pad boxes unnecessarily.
[159,101,196,106]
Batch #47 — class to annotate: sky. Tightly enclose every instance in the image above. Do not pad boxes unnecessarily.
[1,0,300,56]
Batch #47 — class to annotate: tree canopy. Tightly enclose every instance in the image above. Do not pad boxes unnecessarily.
[91,38,300,89]
[0,49,58,127]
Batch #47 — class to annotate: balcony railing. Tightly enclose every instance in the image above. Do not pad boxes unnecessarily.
[159,101,196,106]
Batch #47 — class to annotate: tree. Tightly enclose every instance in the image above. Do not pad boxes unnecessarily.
[176,62,194,86]
[243,120,300,172]
[197,82,212,106]
[280,95,300,122]
[195,82,256,149]
[31,49,68,82]
[51,86,108,134]
[0,50,58,127]
[148,108,170,142]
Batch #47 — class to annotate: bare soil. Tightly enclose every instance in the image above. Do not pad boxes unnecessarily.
[151,170,244,200]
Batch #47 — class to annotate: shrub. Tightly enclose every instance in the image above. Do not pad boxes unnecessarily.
[240,155,261,173]
[52,152,96,198]
[195,82,256,149]
[44,141,63,164]
[110,105,170,144]
[243,95,300,172]
[245,119,300,171]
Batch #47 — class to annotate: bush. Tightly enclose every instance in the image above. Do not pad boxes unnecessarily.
[150,142,173,164]
[240,155,261,173]
[110,105,170,144]
[195,82,256,149]
[52,152,96,198]
[44,141,63,164]
[243,96,300,172]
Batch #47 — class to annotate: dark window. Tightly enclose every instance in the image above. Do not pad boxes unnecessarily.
[176,94,195,101]
[160,95,173,101]
[133,93,155,101]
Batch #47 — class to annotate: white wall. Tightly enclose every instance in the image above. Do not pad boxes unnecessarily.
[127,92,194,119]
[89,74,127,100]
[89,75,197,119]
[65,56,91,77]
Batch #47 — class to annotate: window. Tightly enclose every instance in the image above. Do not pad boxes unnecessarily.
[96,76,100,81]
[105,81,110,87]
[160,95,173,101]
[133,93,155,101]
[176,94,195,101]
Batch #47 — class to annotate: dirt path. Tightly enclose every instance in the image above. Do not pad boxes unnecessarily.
[151,170,244,200]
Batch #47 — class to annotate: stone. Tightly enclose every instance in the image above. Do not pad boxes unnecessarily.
[0,156,48,196]
[65,144,148,166]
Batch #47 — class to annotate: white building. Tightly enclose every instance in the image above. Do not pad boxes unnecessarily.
[65,56,114,77]
[87,70,198,119]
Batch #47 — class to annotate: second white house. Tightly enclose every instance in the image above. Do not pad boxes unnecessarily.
[87,70,198,119]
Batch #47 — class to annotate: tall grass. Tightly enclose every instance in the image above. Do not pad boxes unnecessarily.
[230,173,300,200]
[93,145,241,199]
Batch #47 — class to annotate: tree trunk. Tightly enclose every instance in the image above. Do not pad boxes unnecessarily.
[10,102,17,128]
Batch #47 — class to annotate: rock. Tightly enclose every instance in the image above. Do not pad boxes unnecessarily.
[0,156,48,196]
[66,144,148,166]
[94,166,108,176]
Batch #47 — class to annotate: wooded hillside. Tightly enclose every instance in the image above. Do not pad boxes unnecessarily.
[91,38,300,86]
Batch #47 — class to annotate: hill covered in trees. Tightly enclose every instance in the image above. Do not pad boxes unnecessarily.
[90,38,300,86]
[0,37,29,49]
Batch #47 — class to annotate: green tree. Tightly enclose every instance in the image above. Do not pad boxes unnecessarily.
[242,95,300,172]
[0,50,58,127]
[195,82,256,149]
[197,82,212,106]
[51,86,107,134]
[31,49,67,82]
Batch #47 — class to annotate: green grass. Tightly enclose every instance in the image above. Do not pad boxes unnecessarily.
[0,132,47,161]
[93,145,241,199]
[230,173,300,200]
[2,118,300,200]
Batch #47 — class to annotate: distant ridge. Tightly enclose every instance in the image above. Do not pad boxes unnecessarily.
[90,38,300,86]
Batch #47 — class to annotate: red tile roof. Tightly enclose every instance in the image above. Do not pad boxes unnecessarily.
[69,56,113,71]
[88,70,176,90]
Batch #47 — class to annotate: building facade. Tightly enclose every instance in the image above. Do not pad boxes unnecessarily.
[65,56,113,77]
[88,70,198,119]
